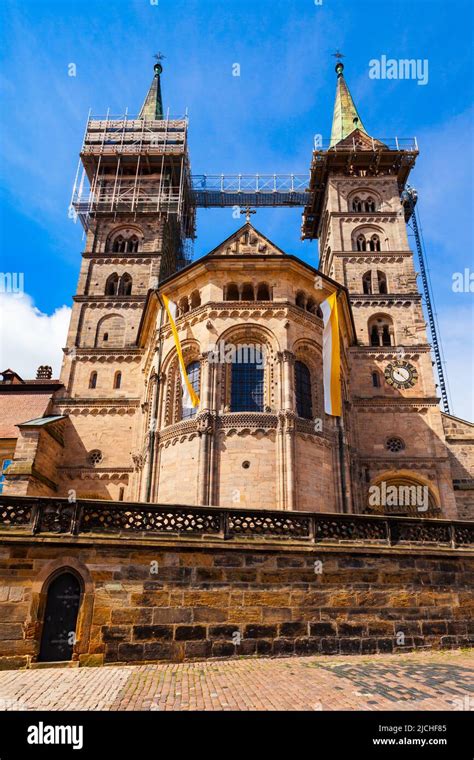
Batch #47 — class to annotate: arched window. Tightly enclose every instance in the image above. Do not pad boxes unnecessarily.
[113,371,122,389]
[178,297,189,315]
[295,361,313,420]
[190,290,201,309]
[362,271,372,295]
[105,273,119,296]
[365,197,376,213]
[369,234,381,251]
[377,271,388,294]
[372,371,380,388]
[89,371,97,389]
[225,284,240,301]
[241,283,255,301]
[368,315,394,347]
[118,273,132,296]
[352,197,363,212]
[182,361,200,420]
[230,347,264,412]
[38,572,82,662]
[256,283,271,301]
[356,234,366,252]
[110,232,141,253]
[295,291,306,309]
[103,333,109,342]
[127,236,139,253]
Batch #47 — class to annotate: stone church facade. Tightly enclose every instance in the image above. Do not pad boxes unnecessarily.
[2,61,473,522]
[0,61,473,670]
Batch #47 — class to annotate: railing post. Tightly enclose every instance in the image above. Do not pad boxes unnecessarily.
[220,510,230,540]
[450,523,456,549]
[386,519,392,546]
[31,502,42,535]
[71,501,83,536]
[309,514,316,544]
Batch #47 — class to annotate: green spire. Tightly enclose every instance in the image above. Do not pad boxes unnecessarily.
[139,62,164,120]
[329,62,368,147]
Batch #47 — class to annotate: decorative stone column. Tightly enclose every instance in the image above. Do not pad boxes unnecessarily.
[197,411,214,505]
[277,409,297,511]
[279,350,295,411]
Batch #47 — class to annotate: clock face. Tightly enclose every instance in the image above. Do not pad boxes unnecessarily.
[384,361,418,390]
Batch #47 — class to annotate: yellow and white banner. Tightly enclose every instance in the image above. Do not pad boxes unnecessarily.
[320,292,342,417]
[161,294,200,414]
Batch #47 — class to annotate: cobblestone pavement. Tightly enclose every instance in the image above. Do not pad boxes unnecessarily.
[0,651,472,711]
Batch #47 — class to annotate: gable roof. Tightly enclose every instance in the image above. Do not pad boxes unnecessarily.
[206,222,288,258]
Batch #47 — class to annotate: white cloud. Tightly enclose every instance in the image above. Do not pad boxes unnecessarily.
[0,293,71,380]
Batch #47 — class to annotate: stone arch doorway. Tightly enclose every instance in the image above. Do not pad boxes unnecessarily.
[38,571,82,662]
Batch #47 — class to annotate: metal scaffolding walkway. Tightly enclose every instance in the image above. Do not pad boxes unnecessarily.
[191,174,310,207]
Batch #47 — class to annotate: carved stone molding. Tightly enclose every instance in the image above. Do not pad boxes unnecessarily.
[277,350,295,365]
[197,411,214,435]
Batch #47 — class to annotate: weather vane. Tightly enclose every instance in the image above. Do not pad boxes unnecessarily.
[154,52,165,62]
[332,50,345,60]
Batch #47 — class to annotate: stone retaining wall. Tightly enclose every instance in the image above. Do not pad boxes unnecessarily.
[0,536,472,669]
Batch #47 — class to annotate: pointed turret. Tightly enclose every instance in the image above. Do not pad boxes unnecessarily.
[329,62,368,147]
[139,61,164,120]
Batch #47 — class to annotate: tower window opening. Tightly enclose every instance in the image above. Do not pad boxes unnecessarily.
[89,371,97,389]
[365,197,376,213]
[118,273,132,296]
[295,291,306,309]
[256,283,271,301]
[225,284,240,301]
[377,271,388,294]
[356,235,366,252]
[114,371,122,389]
[105,273,119,296]
[190,290,201,309]
[241,283,255,301]
[369,234,381,252]
[382,325,391,346]
[352,197,363,212]
[127,236,139,253]
[371,371,380,388]
[362,271,372,295]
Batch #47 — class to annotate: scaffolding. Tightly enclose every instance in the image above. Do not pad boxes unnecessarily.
[191,174,310,207]
[71,111,196,239]
[301,137,419,239]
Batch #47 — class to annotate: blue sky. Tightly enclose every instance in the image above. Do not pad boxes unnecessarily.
[0,0,473,418]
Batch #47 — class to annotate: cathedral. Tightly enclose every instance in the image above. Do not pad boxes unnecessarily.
[1,59,473,521]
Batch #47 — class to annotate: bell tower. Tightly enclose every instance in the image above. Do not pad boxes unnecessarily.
[54,62,195,501]
[302,61,458,517]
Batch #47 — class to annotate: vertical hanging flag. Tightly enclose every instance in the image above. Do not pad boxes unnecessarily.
[161,294,200,414]
[320,292,342,417]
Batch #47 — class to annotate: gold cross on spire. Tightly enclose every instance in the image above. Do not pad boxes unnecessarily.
[332,50,345,60]
[154,52,165,62]
[240,206,256,223]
